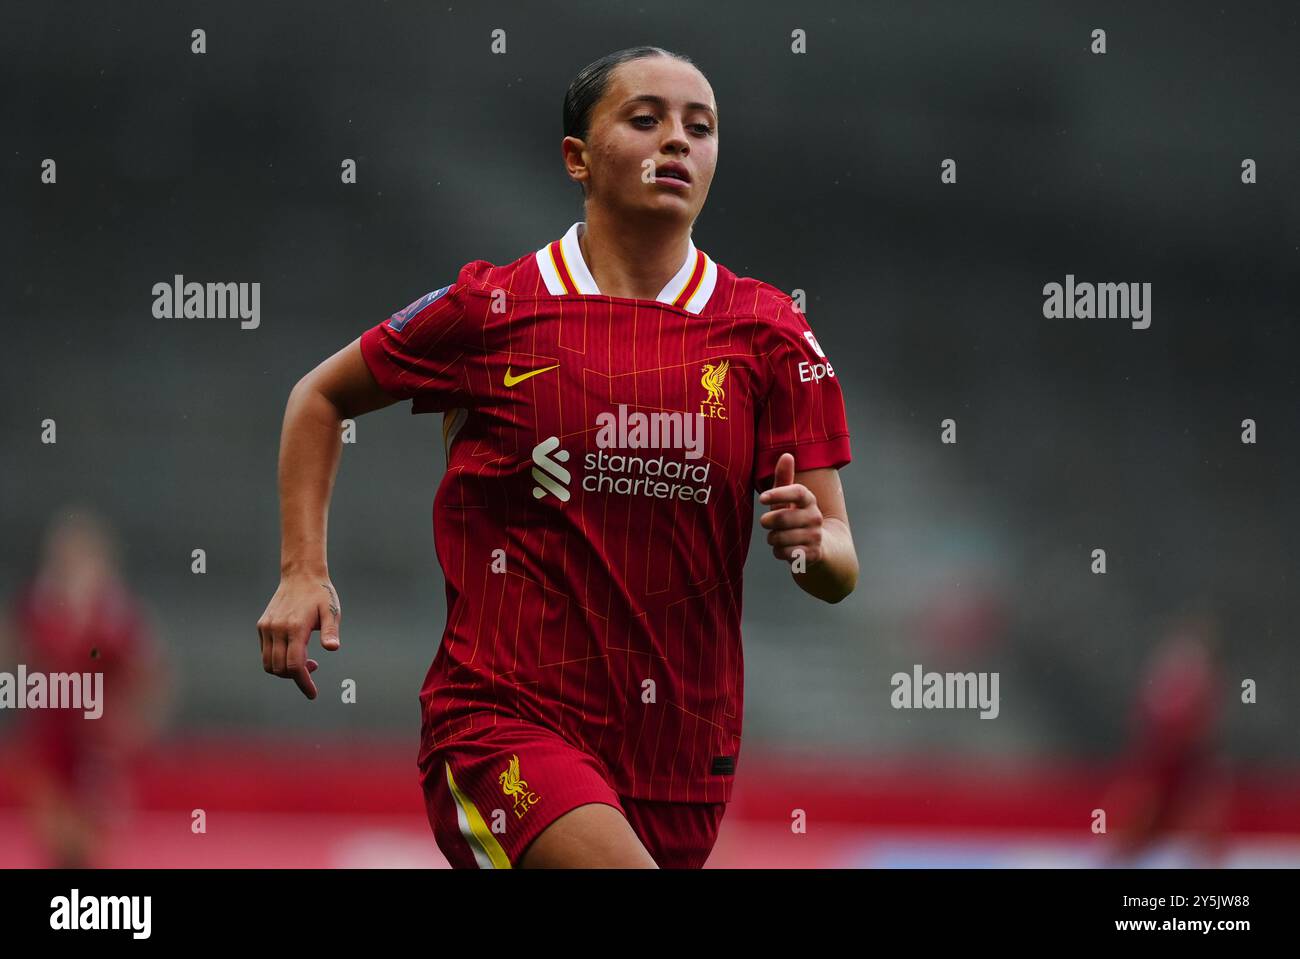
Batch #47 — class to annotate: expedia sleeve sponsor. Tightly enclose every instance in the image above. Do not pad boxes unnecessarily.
[751,305,852,493]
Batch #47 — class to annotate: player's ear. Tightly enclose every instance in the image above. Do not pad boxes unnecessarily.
[562,136,589,182]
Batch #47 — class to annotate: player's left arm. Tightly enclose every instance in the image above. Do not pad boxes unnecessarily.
[759,451,857,603]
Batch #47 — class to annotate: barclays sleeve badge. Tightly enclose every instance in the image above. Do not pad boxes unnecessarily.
[388,283,453,332]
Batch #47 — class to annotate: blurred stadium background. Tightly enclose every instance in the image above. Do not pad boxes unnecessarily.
[2,1,1298,867]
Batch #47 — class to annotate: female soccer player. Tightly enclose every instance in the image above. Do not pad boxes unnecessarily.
[257,46,858,868]
[7,508,169,868]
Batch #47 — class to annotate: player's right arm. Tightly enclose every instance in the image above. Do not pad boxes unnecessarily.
[259,278,471,698]
[257,337,400,700]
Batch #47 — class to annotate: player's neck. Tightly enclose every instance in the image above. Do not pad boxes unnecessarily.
[578,209,691,301]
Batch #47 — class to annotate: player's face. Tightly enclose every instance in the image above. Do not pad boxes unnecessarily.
[43,518,114,589]
[574,56,718,224]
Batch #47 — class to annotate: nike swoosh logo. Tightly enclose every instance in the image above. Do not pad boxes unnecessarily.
[504,363,560,388]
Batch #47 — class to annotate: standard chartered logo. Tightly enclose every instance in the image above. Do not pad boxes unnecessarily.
[531,436,572,502]
[594,403,712,502]
[530,404,715,506]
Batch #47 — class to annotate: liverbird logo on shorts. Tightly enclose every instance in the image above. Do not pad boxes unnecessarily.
[499,754,542,818]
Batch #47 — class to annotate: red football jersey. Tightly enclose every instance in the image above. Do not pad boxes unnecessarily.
[360,221,852,802]
[12,575,154,786]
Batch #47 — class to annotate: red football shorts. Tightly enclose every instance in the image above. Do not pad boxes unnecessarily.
[420,716,726,868]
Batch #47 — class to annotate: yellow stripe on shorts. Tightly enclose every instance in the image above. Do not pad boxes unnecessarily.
[445,761,512,869]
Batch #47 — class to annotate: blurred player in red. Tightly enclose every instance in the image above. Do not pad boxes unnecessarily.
[257,46,858,868]
[1104,610,1232,866]
[3,507,169,868]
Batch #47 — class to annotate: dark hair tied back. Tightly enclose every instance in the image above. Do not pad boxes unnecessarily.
[562,46,696,141]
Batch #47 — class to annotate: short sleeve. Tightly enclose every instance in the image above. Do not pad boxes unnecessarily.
[359,280,470,415]
[751,304,852,493]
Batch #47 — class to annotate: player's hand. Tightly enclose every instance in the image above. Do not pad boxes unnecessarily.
[758,452,825,565]
[256,572,342,700]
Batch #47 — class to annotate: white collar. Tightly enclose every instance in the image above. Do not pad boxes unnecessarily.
[535,221,717,314]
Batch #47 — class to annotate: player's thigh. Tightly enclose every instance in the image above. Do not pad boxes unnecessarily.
[519,801,658,869]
